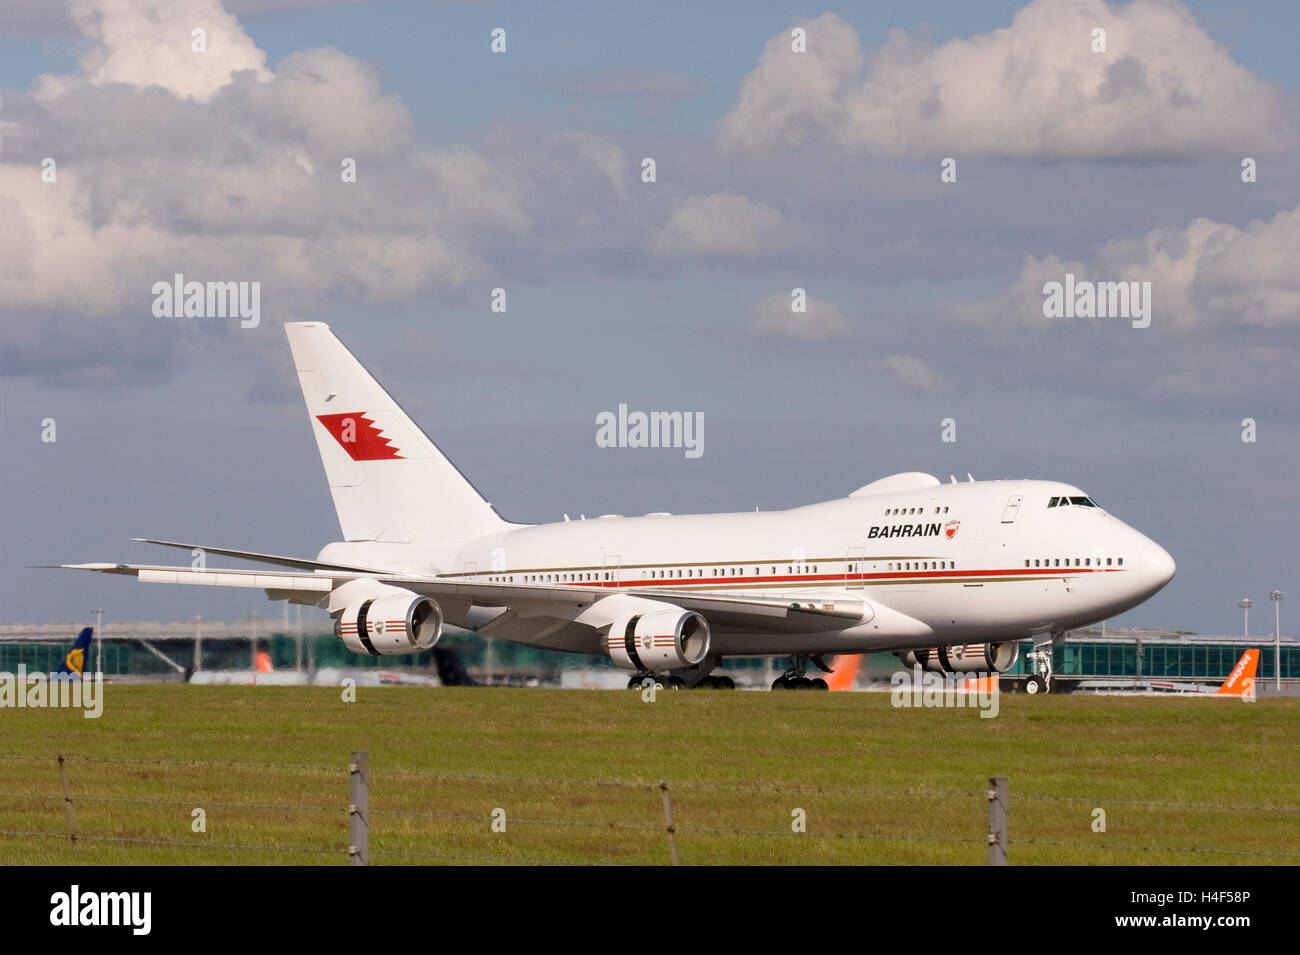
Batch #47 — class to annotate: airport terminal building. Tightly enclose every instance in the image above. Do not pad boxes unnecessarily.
[1,622,1296,690]
[1003,627,1299,687]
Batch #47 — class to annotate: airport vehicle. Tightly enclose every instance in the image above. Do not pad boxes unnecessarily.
[58,323,1175,691]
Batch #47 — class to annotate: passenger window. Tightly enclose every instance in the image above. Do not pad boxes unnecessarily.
[1117,558,1123,566]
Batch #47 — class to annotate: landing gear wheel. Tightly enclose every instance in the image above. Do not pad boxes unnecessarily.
[772,676,791,690]
[698,677,717,689]
[1024,675,1045,695]
[668,676,686,690]
[717,676,735,690]
[792,677,812,690]
[809,677,829,691]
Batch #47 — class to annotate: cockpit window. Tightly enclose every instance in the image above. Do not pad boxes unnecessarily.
[1069,496,1097,507]
[1048,496,1060,507]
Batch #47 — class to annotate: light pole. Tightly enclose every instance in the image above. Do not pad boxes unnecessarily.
[1270,591,1284,691]
[193,615,203,673]
[93,608,105,675]
[1238,598,1253,640]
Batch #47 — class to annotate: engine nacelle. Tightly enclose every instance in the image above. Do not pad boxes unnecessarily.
[606,607,711,671]
[335,592,443,656]
[901,641,1019,674]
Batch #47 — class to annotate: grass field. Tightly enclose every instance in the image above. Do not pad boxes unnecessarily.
[1,686,1298,865]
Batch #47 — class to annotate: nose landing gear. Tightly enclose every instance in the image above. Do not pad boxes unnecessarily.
[1024,631,1063,694]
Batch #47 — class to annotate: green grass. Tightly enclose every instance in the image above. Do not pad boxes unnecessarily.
[1,686,1297,865]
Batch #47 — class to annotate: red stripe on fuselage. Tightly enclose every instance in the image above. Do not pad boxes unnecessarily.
[548,566,1123,589]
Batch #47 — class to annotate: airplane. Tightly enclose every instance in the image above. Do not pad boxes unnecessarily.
[56,627,94,679]
[1213,648,1258,697]
[55,322,1176,692]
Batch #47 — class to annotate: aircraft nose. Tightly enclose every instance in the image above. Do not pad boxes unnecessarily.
[1139,540,1176,592]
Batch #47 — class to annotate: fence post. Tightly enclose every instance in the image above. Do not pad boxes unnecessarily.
[987,775,1007,865]
[58,754,78,843]
[659,779,680,866]
[349,751,369,866]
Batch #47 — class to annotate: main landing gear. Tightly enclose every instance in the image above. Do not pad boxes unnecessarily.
[771,654,830,691]
[626,672,736,690]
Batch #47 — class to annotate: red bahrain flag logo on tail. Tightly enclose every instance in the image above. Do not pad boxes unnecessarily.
[944,520,961,539]
[316,413,404,460]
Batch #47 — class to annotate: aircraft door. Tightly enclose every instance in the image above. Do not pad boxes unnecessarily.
[602,554,621,588]
[1000,495,1023,523]
[846,546,866,588]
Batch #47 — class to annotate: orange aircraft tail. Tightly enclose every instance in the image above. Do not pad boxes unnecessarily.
[1214,649,1258,696]
[825,654,861,691]
[961,673,1000,694]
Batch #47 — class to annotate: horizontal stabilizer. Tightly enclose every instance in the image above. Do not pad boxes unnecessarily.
[130,538,386,573]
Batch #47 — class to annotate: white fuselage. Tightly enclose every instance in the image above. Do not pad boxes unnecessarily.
[319,478,1175,659]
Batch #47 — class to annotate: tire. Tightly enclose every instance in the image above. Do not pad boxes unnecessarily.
[810,677,829,691]
[668,676,685,690]
[718,676,735,690]
[1025,675,1045,695]
[772,677,790,690]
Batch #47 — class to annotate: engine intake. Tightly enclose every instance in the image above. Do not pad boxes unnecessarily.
[335,593,443,656]
[901,640,1019,674]
[606,607,711,670]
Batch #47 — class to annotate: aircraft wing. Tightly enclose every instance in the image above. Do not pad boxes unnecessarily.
[53,561,866,634]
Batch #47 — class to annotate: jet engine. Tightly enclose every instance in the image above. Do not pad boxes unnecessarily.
[335,591,443,656]
[605,607,711,670]
[900,640,1019,673]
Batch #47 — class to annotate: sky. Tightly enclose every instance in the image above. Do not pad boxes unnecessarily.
[0,0,1297,637]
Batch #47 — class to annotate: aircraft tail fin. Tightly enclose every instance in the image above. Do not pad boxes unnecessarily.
[961,673,1000,694]
[1214,649,1259,695]
[57,627,93,678]
[283,322,512,544]
[825,654,861,691]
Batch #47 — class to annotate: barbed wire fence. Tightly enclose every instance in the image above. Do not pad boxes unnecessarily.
[1,752,1297,865]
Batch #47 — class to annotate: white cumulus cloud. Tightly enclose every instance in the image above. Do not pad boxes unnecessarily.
[749,289,849,341]
[652,192,786,258]
[720,1,1290,159]
[883,355,938,395]
[954,203,1300,329]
